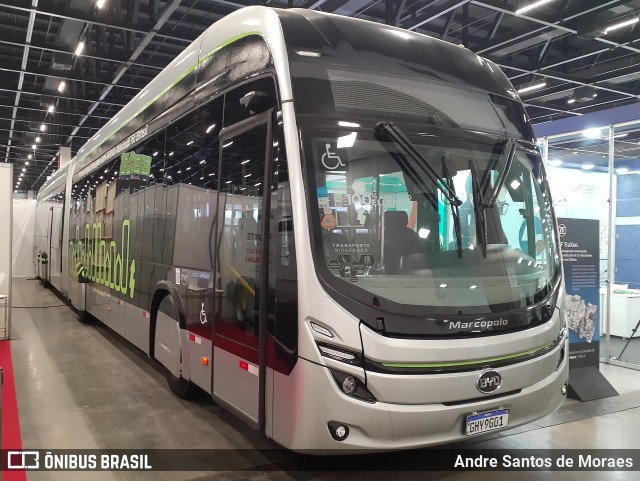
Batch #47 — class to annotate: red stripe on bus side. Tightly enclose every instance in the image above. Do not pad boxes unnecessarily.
[214,335,259,364]
[1,341,27,481]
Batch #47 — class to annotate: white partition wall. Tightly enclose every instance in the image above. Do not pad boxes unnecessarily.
[0,163,12,340]
[12,199,36,278]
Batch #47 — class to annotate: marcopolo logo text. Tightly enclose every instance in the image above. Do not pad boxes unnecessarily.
[449,319,509,330]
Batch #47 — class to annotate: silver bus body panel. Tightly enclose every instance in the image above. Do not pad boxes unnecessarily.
[272,350,567,451]
[155,312,182,378]
[198,7,294,103]
[187,332,213,394]
[364,336,566,404]
[213,346,260,424]
[360,307,564,365]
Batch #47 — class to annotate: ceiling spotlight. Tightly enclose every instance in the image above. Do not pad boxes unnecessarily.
[25,162,29,166]
[75,41,85,57]
[567,98,576,104]
[47,105,55,113]
[517,82,547,94]
[96,0,107,8]
[36,136,41,143]
[604,17,639,34]
[28,154,32,160]
[583,128,602,138]
[57,80,66,93]
[40,124,47,132]
[515,0,554,15]
[32,144,37,149]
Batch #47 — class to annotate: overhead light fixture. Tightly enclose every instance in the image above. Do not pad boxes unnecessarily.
[32,144,37,149]
[517,82,546,94]
[206,123,216,134]
[604,17,639,34]
[58,80,66,93]
[583,128,602,138]
[337,132,358,148]
[25,162,29,166]
[47,105,55,113]
[295,50,321,57]
[187,140,194,145]
[567,98,576,104]
[75,41,85,57]
[515,0,554,15]
[338,121,361,128]
[28,154,32,160]
[36,136,41,143]
[582,164,595,170]
[96,0,107,8]
[40,124,46,132]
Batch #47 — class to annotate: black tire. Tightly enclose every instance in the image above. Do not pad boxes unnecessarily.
[167,372,196,399]
[156,295,195,399]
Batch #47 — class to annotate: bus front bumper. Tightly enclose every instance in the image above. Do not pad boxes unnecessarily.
[273,347,568,452]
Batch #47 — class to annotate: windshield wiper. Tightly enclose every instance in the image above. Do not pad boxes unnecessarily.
[441,157,463,258]
[375,121,464,257]
[375,121,462,206]
[469,158,488,258]
[487,138,517,206]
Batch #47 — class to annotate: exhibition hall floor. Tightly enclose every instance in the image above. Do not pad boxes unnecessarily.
[3,278,640,480]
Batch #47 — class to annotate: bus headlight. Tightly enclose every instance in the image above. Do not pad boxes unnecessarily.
[316,342,363,366]
[329,368,376,403]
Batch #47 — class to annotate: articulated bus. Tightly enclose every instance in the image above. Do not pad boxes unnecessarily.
[35,7,568,451]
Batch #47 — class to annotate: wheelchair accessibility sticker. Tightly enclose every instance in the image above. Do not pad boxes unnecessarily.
[321,143,345,170]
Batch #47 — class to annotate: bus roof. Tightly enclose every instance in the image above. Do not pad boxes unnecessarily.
[39,6,523,196]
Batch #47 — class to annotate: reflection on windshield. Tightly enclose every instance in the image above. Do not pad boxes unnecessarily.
[305,128,560,313]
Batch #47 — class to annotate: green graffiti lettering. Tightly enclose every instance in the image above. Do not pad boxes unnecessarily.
[69,219,136,298]
[129,259,136,299]
[120,220,130,295]
[108,241,116,289]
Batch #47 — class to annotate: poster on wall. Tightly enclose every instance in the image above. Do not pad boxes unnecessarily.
[558,217,600,368]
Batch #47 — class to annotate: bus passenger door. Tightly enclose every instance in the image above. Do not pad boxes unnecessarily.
[213,112,272,427]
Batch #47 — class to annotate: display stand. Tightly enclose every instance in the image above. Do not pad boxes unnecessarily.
[614,318,640,362]
[568,366,618,401]
[0,164,12,340]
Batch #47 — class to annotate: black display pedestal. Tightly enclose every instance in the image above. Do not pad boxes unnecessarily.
[568,366,618,401]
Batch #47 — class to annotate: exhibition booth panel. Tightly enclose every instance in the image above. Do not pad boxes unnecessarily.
[540,119,640,370]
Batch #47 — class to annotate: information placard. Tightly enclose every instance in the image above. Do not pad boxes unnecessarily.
[558,217,600,368]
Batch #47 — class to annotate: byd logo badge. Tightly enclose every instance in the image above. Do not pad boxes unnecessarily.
[477,370,502,394]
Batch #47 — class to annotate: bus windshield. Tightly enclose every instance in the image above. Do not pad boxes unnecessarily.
[302,125,561,314]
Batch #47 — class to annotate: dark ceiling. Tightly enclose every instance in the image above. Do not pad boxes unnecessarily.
[2,0,640,192]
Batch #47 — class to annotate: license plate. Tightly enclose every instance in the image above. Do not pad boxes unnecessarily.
[465,409,509,436]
